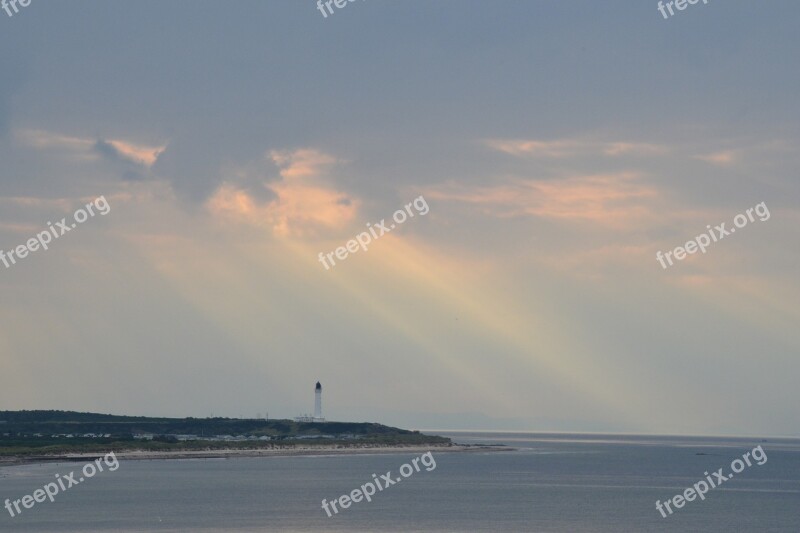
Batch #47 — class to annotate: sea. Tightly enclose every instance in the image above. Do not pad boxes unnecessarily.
[1,431,798,532]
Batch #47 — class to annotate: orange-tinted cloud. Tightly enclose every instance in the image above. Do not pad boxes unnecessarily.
[424,173,658,227]
[485,138,668,158]
[208,148,357,236]
[105,140,165,167]
[694,150,737,166]
[269,149,338,179]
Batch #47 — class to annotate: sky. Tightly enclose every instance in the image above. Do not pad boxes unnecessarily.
[0,1,798,436]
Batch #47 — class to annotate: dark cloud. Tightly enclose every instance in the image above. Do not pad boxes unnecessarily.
[93,140,146,181]
[150,138,231,203]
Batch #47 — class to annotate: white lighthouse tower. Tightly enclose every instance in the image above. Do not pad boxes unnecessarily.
[314,382,323,421]
[294,381,326,423]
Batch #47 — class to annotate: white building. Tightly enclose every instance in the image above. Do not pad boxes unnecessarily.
[295,381,326,423]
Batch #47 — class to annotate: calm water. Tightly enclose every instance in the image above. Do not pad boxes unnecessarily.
[1,432,798,532]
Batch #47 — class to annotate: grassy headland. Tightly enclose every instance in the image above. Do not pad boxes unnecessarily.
[0,410,450,457]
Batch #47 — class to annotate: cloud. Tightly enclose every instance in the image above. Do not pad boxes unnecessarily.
[691,139,800,168]
[694,150,738,166]
[19,129,166,170]
[19,129,95,156]
[424,172,658,227]
[95,139,165,167]
[207,148,358,236]
[0,222,41,234]
[0,196,74,210]
[485,138,669,159]
[269,149,338,179]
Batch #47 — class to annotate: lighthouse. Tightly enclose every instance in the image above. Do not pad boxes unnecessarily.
[294,382,326,423]
[314,382,323,420]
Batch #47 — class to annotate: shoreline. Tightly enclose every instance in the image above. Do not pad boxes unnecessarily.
[0,443,513,468]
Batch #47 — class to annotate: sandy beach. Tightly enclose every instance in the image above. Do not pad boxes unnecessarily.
[0,443,512,467]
